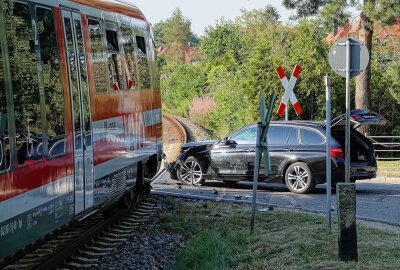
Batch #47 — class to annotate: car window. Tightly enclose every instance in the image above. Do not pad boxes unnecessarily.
[300,128,325,145]
[267,126,292,145]
[231,127,257,144]
[287,127,299,145]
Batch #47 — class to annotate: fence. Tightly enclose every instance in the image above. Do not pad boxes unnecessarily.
[367,136,400,160]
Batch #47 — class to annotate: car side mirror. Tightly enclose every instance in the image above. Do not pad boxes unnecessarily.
[221,137,237,145]
[227,137,237,145]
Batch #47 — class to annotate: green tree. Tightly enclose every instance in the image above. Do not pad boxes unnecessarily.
[201,20,247,64]
[238,4,281,30]
[283,0,400,133]
[161,63,206,116]
[152,20,166,47]
[153,8,199,64]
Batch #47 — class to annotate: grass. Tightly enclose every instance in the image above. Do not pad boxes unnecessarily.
[160,198,400,270]
[377,160,400,177]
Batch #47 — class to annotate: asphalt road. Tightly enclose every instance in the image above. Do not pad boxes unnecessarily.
[152,170,400,226]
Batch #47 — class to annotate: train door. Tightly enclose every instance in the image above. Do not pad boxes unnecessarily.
[61,10,94,215]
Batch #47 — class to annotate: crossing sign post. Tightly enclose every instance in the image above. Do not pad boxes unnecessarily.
[250,94,276,233]
[276,65,303,120]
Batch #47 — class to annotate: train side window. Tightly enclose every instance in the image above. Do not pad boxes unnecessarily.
[106,28,126,91]
[36,7,66,157]
[135,35,151,90]
[87,19,108,93]
[121,27,137,90]
[5,2,42,165]
[0,28,11,172]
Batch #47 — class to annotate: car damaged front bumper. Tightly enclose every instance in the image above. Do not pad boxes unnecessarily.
[165,161,181,180]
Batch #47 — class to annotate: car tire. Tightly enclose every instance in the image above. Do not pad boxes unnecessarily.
[284,162,316,194]
[177,157,205,186]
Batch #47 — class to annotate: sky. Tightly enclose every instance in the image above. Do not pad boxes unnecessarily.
[133,0,293,36]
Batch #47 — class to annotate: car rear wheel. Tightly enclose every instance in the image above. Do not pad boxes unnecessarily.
[177,157,205,186]
[285,162,316,194]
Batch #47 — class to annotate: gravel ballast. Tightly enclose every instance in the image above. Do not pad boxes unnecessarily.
[173,116,213,142]
[91,196,185,270]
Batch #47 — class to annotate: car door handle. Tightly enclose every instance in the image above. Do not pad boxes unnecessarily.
[243,149,255,152]
[283,147,293,151]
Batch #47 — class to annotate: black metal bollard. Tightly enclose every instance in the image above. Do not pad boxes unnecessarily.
[337,183,358,262]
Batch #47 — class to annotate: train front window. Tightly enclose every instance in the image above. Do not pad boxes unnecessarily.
[36,7,66,157]
[5,1,42,165]
[88,19,108,93]
[136,35,151,90]
[106,28,126,91]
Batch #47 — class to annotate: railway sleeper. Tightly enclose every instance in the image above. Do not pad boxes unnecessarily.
[43,239,69,246]
[91,240,121,247]
[121,217,141,224]
[109,227,133,234]
[141,201,156,207]
[123,215,148,221]
[64,261,98,268]
[139,206,159,212]
[98,236,128,242]
[16,257,45,263]
[70,256,99,263]
[124,217,149,223]
[78,250,109,258]
[118,221,140,229]
[24,252,51,258]
[113,223,137,229]
[135,207,156,214]
[31,248,54,254]
[3,263,37,270]
[103,232,132,238]
[85,245,114,252]
[57,232,83,239]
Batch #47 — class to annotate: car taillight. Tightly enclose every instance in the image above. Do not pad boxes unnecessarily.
[351,114,362,120]
[330,147,344,158]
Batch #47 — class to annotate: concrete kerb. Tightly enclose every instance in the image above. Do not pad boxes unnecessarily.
[368,176,400,184]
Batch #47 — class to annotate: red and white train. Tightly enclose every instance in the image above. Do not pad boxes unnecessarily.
[0,0,162,261]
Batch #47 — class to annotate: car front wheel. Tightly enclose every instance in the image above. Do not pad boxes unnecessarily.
[177,157,205,186]
[285,162,316,194]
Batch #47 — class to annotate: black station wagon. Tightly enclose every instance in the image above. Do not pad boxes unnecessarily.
[167,110,386,194]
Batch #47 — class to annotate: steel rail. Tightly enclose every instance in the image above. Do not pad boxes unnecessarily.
[163,114,187,145]
[34,207,130,270]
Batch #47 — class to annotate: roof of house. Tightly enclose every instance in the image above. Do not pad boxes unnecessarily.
[157,45,202,63]
[324,16,400,43]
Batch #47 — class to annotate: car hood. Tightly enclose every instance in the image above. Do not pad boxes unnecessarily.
[181,141,216,150]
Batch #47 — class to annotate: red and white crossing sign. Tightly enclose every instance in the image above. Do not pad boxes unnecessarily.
[276,65,303,117]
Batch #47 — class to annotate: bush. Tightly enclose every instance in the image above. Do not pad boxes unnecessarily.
[189,95,217,127]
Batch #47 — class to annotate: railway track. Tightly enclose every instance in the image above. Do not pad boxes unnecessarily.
[2,196,159,270]
[162,115,187,163]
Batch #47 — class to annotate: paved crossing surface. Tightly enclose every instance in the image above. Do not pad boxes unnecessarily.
[153,171,400,226]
